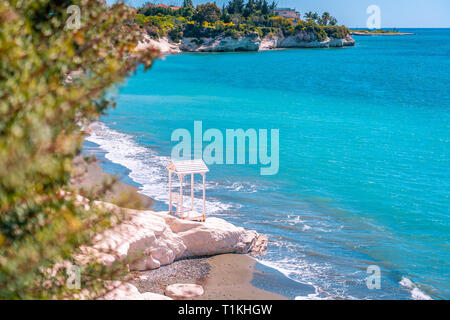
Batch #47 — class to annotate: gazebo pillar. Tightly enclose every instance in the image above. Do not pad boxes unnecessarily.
[179,173,184,217]
[202,173,206,222]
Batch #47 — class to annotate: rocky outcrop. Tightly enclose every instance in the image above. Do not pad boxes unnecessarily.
[138,32,355,54]
[165,283,204,299]
[180,33,261,52]
[78,201,267,272]
[136,35,181,54]
[340,35,356,47]
[259,36,278,50]
[264,32,355,49]
[325,35,355,47]
[276,30,325,48]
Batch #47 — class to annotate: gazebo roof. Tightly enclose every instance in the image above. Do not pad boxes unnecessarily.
[166,159,209,174]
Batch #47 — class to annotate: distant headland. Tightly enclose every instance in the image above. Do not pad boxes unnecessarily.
[351,28,415,36]
[134,1,356,53]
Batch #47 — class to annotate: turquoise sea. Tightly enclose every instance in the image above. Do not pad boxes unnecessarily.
[84,29,449,299]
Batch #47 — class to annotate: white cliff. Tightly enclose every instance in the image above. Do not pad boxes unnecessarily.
[262,31,355,50]
[77,200,268,272]
[136,32,355,54]
[180,33,261,52]
[136,35,181,54]
[277,34,355,48]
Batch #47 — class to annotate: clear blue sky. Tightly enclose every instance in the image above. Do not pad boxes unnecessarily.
[110,0,450,28]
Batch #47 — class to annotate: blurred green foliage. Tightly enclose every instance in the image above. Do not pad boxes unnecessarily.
[0,0,158,299]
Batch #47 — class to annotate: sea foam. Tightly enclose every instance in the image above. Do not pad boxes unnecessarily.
[399,277,433,300]
[85,122,234,214]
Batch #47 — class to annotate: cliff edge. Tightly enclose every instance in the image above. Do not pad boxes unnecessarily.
[76,200,268,272]
[137,31,355,54]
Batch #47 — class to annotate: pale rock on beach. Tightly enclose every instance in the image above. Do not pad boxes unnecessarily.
[165,283,204,299]
[76,199,267,272]
[101,281,172,300]
[71,192,267,300]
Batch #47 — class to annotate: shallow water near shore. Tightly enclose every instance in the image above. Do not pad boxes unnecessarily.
[84,29,449,300]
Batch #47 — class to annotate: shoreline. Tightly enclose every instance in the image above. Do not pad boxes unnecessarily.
[72,155,154,210]
[73,151,296,300]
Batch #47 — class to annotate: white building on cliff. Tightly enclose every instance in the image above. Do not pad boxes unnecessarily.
[271,8,301,23]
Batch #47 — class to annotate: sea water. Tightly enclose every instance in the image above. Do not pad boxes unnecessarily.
[84,29,449,299]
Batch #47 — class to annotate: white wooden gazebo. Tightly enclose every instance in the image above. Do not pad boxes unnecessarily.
[166,159,209,222]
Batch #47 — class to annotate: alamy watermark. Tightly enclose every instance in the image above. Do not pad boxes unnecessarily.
[366,5,381,29]
[65,5,81,30]
[66,264,81,290]
[171,121,279,175]
[366,265,381,289]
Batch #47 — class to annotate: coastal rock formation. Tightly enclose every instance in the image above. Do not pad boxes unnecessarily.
[259,36,278,50]
[137,32,355,54]
[276,29,327,48]
[341,35,356,47]
[152,211,264,258]
[267,32,355,49]
[136,35,181,54]
[79,200,267,272]
[249,234,269,256]
[180,33,261,52]
[165,284,204,299]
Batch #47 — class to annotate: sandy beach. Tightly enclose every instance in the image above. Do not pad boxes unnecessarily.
[73,155,288,300]
[132,254,288,300]
[72,155,154,210]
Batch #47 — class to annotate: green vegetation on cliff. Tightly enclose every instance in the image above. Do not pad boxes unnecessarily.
[135,1,350,42]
